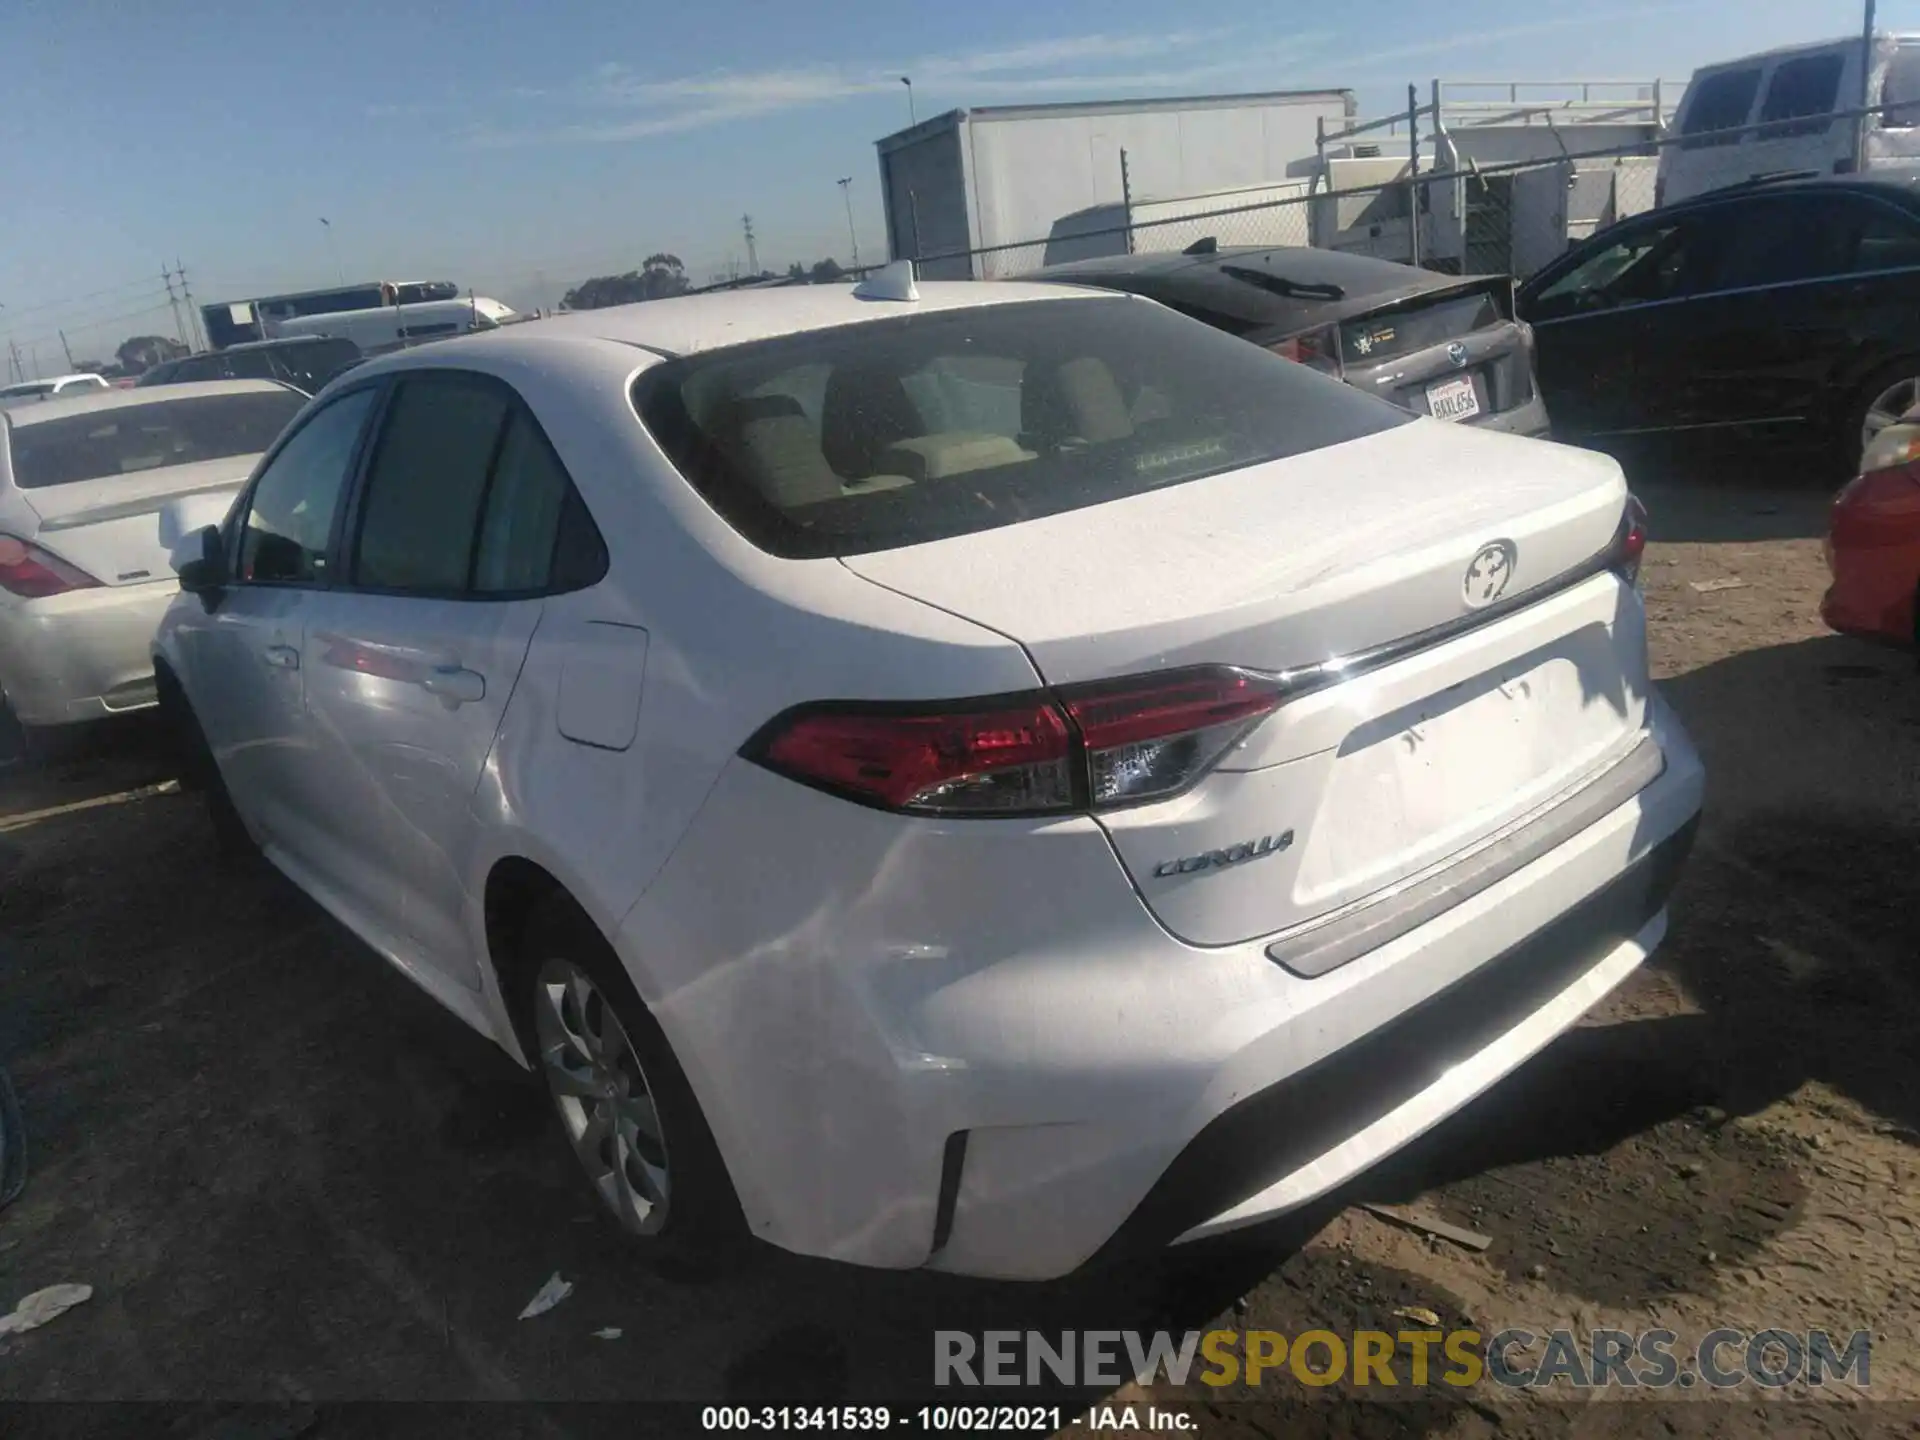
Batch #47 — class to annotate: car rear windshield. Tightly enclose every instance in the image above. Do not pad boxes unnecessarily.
[1339,283,1509,365]
[273,339,362,392]
[630,296,1408,558]
[5,391,304,488]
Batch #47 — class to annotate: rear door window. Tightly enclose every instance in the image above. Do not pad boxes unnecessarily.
[1758,53,1845,138]
[1696,197,1848,291]
[1681,67,1764,147]
[1848,203,1920,271]
[631,296,1408,559]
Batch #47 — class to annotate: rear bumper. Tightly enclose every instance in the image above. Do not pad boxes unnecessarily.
[0,581,176,726]
[630,691,1704,1280]
[1471,393,1553,440]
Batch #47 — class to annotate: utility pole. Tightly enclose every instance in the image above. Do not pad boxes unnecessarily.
[1861,0,1879,171]
[1119,148,1134,254]
[1406,83,1423,269]
[742,214,759,276]
[58,330,75,370]
[161,263,186,345]
[837,177,860,269]
[176,259,203,352]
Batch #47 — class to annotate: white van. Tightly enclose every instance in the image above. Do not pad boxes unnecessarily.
[1660,33,1920,205]
[264,296,518,357]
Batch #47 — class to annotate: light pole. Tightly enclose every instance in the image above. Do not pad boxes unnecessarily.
[900,76,915,126]
[837,177,861,269]
[319,217,344,285]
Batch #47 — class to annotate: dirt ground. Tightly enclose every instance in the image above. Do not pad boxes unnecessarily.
[0,470,1916,1439]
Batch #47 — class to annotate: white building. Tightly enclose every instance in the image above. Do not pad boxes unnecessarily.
[874,90,1354,279]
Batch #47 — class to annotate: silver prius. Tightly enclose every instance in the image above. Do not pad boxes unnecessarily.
[0,381,304,745]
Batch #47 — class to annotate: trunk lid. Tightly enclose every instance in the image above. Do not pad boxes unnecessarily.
[842,420,1647,949]
[16,456,253,586]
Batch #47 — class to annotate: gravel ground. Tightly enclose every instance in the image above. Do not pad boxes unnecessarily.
[0,472,1915,1439]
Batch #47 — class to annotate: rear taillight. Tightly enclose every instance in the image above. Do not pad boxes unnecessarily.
[1269,326,1340,375]
[757,700,1075,815]
[749,666,1287,817]
[1063,668,1285,807]
[0,535,100,599]
[1610,494,1648,586]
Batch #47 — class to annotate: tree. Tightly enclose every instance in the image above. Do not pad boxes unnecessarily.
[809,258,846,283]
[561,252,692,310]
[786,262,807,281]
[115,335,189,374]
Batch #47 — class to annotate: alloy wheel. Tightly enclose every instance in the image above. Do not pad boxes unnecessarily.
[1862,376,1920,462]
[533,956,671,1235]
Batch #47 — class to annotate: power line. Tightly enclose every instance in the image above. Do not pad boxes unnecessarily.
[10,299,178,355]
[0,274,171,326]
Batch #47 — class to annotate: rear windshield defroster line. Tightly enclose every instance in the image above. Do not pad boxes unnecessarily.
[629,296,1409,559]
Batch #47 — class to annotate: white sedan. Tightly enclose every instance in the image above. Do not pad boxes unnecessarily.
[0,381,304,746]
[154,267,1703,1280]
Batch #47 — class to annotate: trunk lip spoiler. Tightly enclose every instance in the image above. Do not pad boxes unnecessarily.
[31,479,243,533]
[1245,524,1632,706]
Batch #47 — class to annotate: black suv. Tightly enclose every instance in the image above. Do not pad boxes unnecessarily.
[137,336,362,396]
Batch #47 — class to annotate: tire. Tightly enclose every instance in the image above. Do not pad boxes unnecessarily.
[153,667,254,860]
[517,894,746,1266]
[1844,360,1920,479]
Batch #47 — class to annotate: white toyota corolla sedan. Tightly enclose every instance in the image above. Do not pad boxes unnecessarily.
[154,267,1703,1280]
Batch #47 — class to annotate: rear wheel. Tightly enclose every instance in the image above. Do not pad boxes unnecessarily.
[519,896,744,1263]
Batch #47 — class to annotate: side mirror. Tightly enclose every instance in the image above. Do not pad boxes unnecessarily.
[173,525,227,595]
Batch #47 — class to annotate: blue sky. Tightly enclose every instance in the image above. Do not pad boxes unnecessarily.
[0,0,1901,368]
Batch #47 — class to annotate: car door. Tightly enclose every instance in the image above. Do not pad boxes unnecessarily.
[1519,210,1719,438]
[297,369,593,988]
[182,385,381,853]
[1656,193,1892,435]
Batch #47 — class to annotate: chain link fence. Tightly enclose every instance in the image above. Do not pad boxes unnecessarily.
[912,100,1909,284]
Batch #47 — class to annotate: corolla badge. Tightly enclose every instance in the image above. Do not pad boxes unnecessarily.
[1152,830,1294,878]
[1463,540,1517,607]
[1447,341,1469,368]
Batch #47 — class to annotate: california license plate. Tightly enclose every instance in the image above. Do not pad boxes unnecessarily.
[1425,375,1480,422]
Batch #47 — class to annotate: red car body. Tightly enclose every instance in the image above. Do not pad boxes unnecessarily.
[1824,459,1920,647]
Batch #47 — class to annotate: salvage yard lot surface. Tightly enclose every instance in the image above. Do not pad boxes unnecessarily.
[1,471,1917,1438]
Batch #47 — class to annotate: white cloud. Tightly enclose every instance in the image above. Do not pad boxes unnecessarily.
[452,27,1322,147]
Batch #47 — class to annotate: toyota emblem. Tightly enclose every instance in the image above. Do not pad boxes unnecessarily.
[1463,541,1516,607]
[1447,341,1469,368]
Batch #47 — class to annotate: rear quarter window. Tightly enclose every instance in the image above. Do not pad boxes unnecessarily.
[631,296,1409,559]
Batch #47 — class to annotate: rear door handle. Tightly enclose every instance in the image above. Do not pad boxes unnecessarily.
[263,644,300,671]
[420,665,485,706]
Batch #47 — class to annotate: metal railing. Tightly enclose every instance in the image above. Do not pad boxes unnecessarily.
[909,100,1913,284]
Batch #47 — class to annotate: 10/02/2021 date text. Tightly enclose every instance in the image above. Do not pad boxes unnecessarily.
[700,1407,1079,1431]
